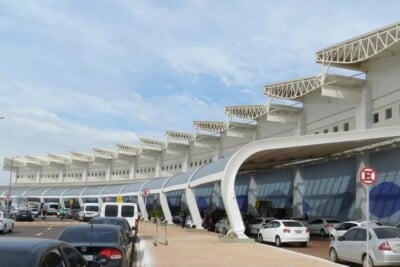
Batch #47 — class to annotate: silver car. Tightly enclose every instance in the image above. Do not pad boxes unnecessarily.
[329,226,400,266]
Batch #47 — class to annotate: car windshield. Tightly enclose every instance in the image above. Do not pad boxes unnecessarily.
[86,206,99,212]
[283,221,303,227]
[0,251,30,266]
[59,228,118,243]
[374,228,400,239]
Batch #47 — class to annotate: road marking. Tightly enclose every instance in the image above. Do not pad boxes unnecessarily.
[36,233,43,236]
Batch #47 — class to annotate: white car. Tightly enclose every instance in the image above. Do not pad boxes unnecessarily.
[308,218,340,237]
[330,220,382,240]
[0,211,14,233]
[257,219,309,247]
[247,217,276,235]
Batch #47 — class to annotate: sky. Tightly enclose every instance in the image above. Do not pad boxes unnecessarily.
[0,0,399,185]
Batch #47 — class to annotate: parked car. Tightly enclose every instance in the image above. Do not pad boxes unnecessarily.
[67,208,82,220]
[330,220,382,240]
[0,211,14,233]
[308,218,340,237]
[247,217,276,235]
[89,217,136,243]
[12,208,34,222]
[79,203,100,222]
[0,237,101,267]
[100,202,139,236]
[59,224,133,267]
[258,219,309,247]
[215,216,230,235]
[329,225,400,266]
[43,202,60,215]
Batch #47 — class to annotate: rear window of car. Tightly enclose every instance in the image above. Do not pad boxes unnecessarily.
[86,206,99,212]
[374,228,400,239]
[327,219,340,223]
[104,205,118,217]
[60,228,118,243]
[282,221,303,227]
[121,206,134,217]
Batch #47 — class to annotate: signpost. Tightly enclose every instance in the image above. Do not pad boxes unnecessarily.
[360,167,377,267]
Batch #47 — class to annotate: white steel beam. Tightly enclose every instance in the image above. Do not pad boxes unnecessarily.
[139,137,164,151]
[165,131,195,145]
[25,156,49,166]
[225,105,267,120]
[193,121,227,133]
[264,75,322,100]
[116,144,140,157]
[48,154,71,165]
[70,152,93,163]
[92,148,116,160]
[316,22,400,68]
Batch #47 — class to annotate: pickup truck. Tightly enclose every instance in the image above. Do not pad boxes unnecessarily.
[0,211,14,233]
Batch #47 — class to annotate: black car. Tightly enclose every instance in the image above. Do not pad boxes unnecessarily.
[0,237,101,267]
[59,224,133,267]
[13,209,34,221]
[89,217,136,243]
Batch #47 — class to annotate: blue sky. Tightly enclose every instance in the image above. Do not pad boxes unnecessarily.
[0,0,399,184]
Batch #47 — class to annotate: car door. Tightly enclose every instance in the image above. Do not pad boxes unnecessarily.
[337,228,359,262]
[265,221,280,242]
[348,228,368,263]
[308,219,322,234]
[249,218,262,234]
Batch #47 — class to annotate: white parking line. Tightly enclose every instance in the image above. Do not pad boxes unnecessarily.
[36,233,43,236]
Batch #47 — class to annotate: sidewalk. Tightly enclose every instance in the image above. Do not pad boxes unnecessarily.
[135,221,345,267]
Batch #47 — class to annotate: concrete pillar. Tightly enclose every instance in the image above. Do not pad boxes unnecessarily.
[129,158,137,180]
[159,192,173,224]
[106,161,112,181]
[185,187,203,229]
[293,112,306,136]
[182,148,191,172]
[155,154,162,177]
[82,165,88,182]
[354,153,370,220]
[59,167,64,183]
[138,195,148,221]
[214,137,223,161]
[293,167,304,218]
[247,174,258,216]
[356,85,372,130]
[35,167,41,183]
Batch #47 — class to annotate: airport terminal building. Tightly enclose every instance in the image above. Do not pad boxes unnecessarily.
[2,22,400,238]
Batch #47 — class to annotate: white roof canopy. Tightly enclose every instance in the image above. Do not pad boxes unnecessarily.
[25,155,49,166]
[193,120,227,133]
[48,154,71,165]
[165,131,195,145]
[316,22,400,69]
[92,148,116,160]
[225,105,267,120]
[116,144,140,156]
[70,151,93,163]
[264,74,365,100]
[139,137,164,152]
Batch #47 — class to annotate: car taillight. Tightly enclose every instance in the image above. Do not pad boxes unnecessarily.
[283,228,291,233]
[378,241,392,251]
[99,249,122,259]
[305,228,309,233]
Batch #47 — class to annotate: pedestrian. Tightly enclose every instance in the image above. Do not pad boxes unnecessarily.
[180,212,186,228]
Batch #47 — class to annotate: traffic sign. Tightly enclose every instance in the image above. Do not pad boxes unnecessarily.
[360,167,377,186]
[141,189,150,197]
[116,195,123,203]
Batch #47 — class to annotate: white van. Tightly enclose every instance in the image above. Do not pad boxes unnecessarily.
[79,203,100,221]
[44,202,59,215]
[100,202,139,235]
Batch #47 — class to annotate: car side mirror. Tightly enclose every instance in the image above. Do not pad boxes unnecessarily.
[87,260,102,267]
[337,236,344,241]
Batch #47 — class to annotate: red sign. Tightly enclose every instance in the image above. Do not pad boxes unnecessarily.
[140,189,150,197]
[360,167,377,186]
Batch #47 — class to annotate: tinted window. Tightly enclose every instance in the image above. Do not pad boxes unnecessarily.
[326,219,340,223]
[42,251,63,267]
[338,223,357,230]
[282,221,303,227]
[310,219,323,224]
[92,218,123,227]
[86,206,99,212]
[374,228,400,239]
[62,246,86,267]
[49,204,59,209]
[251,219,263,224]
[121,206,134,217]
[105,205,118,217]
[343,228,358,241]
[60,228,118,243]
[0,251,30,266]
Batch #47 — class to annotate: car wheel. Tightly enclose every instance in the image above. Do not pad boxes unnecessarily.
[9,224,14,233]
[329,248,339,263]
[275,236,281,247]
[363,255,374,267]
[257,234,264,243]
[300,242,307,247]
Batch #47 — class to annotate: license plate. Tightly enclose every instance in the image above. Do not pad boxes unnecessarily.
[295,230,302,234]
[83,255,93,261]
[390,242,400,252]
